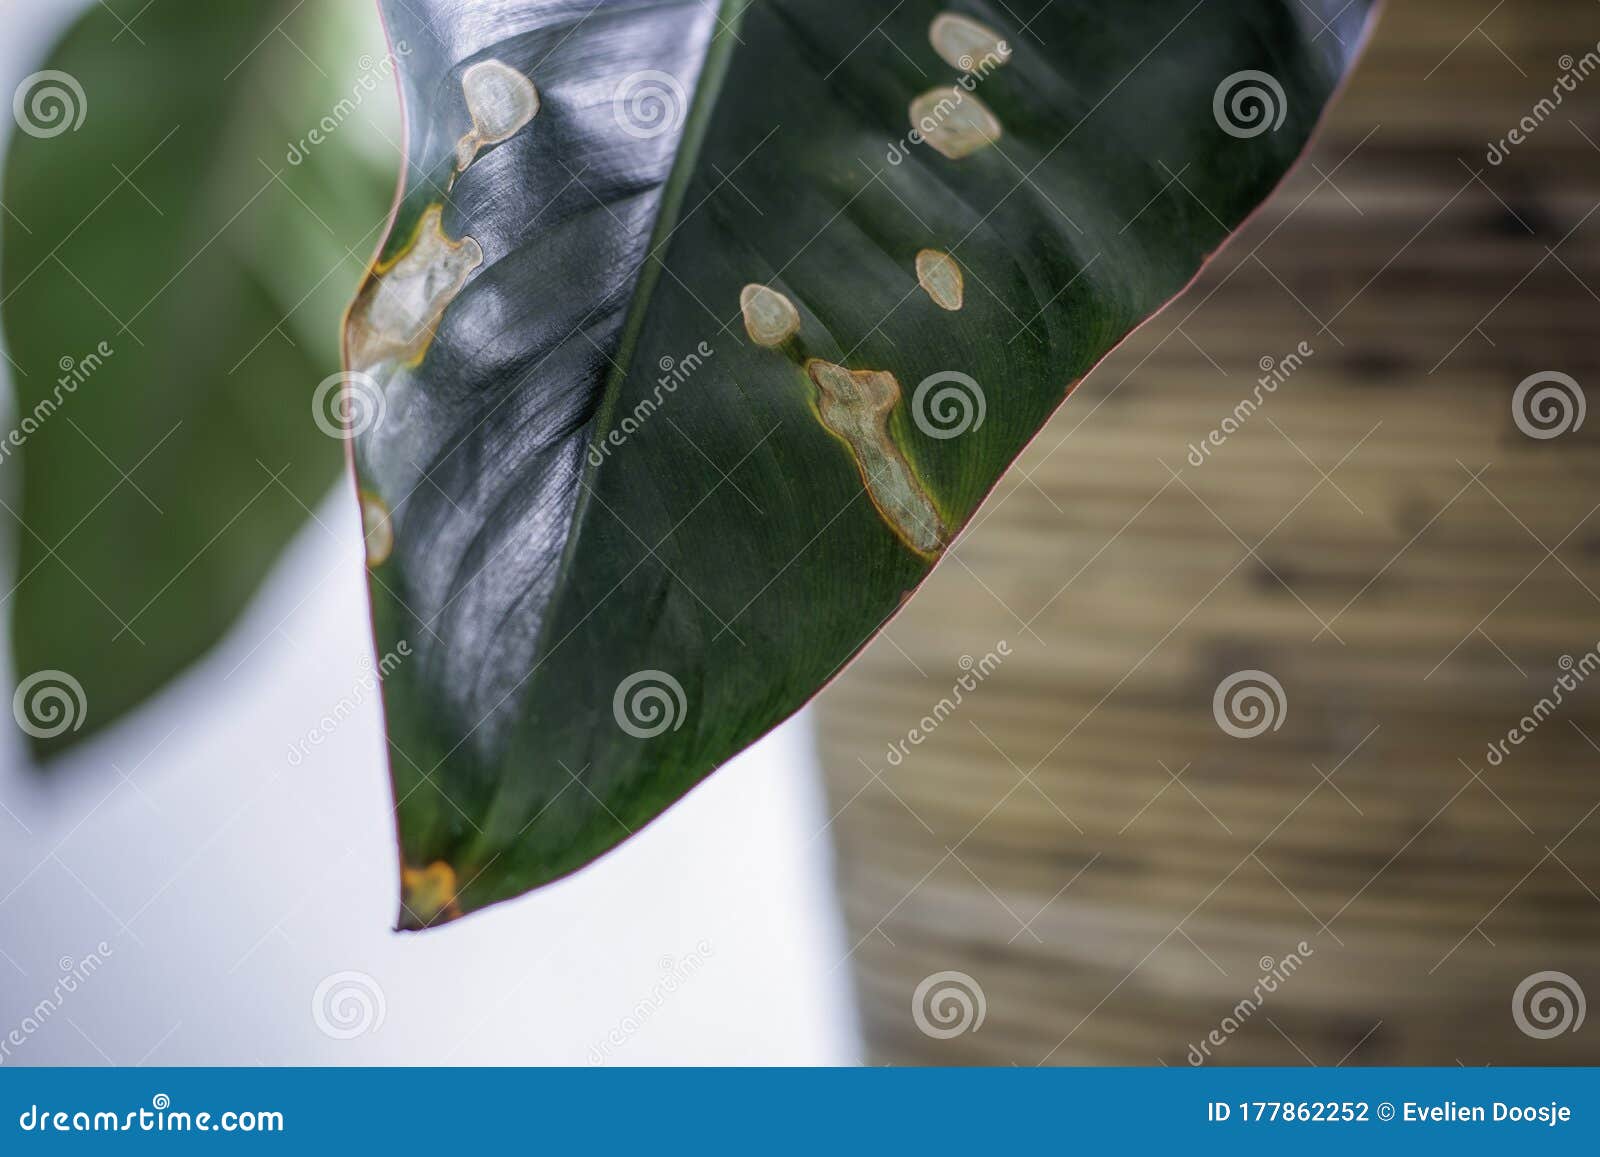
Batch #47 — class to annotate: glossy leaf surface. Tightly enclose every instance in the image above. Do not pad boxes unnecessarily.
[349,0,1376,925]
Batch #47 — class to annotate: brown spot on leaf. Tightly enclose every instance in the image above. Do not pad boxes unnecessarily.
[929,12,1011,72]
[401,861,463,927]
[909,86,1002,159]
[360,490,393,567]
[915,249,964,311]
[455,59,539,170]
[740,283,801,347]
[806,359,946,557]
[346,205,483,372]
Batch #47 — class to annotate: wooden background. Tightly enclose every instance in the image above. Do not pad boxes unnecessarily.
[815,0,1600,1065]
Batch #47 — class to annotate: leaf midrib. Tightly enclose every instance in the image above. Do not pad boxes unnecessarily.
[525,0,753,669]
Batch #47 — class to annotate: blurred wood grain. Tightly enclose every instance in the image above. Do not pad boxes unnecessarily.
[816,0,1600,1065]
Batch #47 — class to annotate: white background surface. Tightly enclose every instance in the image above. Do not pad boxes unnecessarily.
[0,0,858,1067]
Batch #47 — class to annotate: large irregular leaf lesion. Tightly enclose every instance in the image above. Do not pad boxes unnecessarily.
[346,204,485,372]
[805,360,947,557]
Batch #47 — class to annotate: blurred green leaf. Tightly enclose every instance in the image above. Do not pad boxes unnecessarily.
[2,0,398,757]
[350,0,1375,926]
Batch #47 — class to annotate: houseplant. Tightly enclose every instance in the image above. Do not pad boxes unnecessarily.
[3,0,1374,939]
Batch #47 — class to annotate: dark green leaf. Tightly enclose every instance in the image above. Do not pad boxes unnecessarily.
[1,0,395,757]
[349,0,1375,926]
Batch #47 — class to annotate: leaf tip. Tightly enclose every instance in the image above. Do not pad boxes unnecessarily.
[397,860,464,931]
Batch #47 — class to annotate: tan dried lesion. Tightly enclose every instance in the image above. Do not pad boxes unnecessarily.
[806,360,946,557]
[929,13,1012,71]
[740,284,801,347]
[360,490,393,567]
[455,59,540,170]
[915,249,964,311]
[909,86,1002,160]
[401,861,463,927]
[345,204,483,372]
